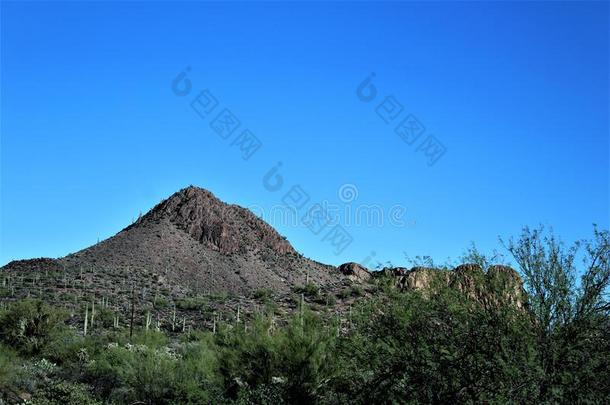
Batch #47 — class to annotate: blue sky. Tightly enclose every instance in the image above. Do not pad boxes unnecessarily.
[1,1,608,268]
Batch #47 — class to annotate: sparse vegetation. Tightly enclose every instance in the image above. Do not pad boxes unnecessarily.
[293,283,320,298]
[253,288,273,302]
[0,226,607,403]
[153,296,169,309]
[337,285,364,299]
[175,297,208,311]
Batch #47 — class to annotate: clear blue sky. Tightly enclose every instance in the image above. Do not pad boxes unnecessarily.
[1,1,608,268]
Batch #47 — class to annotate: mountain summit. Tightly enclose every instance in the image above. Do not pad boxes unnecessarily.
[138,186,296,256]
[2,186,339,297]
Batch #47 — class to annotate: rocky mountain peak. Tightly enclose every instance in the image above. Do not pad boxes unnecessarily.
[140,186,296,256]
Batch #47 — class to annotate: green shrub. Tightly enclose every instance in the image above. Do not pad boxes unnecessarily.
[337,285,364,299]
[39,328,82,366]
[153,297,169,309]
[32,380,101,405]
[234,383,286,404]
[95,307,118,329]
[87,342,178,403]
[327,287,541,403]
[176,297,207,311]
[314,294,336,306]
[0,299,68,355]
[215,312,337,404]
[174,334,222,403]
[293,283,319,298]
[254,288,273,302]
[130,330,169,349]
[349,285,364,297]
[0,344,19,397]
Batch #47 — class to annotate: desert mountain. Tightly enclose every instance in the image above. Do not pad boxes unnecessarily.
[2,186,341,297]
[1,186,526,326]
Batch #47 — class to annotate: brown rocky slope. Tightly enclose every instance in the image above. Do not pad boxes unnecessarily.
[2,186,341,297]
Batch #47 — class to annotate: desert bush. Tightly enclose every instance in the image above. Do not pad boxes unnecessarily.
[153,296,169,309]
[504,225,610,403]
[175,297,207,311]
[0,299,68,355]
[337,285,364,299]
[87,341,178,404]
[31,380,101,405]
[314,293,337,306]
[253,288,273,302]
[10,357,59,396]
[0,226,607,404]
[129,329,169,349]
[92,307,118,329]
[215,311,337,404]
[0,344,20,400]
[173,334,223,403]
[326,288,540,404]
[208,291,229,302]
[293,283,319,298]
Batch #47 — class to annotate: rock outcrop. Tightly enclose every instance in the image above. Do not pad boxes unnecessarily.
[338,262,371,282]
[139,186,296,256]
[373,263,525,308]
[486,265,526,309]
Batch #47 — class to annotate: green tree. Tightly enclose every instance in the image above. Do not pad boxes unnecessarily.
[327,287,540,404]
[216,311,337,404]
[504,225,610,402]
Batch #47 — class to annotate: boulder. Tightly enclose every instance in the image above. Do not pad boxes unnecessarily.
[338,262,371,282]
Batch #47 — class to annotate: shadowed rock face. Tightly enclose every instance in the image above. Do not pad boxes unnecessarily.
[140,186,296,256]
[452,264,487,300]
[486,265,526,309]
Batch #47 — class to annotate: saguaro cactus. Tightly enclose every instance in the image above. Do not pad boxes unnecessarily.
[129,287,136,340]
[267,316,276,336]
[84,303,89,336]
[300,293,305,327]
[336,313,341,337]
[90,300,95,330]
[172,304,176,332]
[349,305,352,328]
